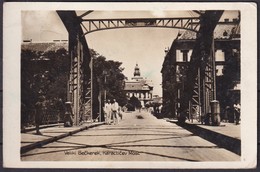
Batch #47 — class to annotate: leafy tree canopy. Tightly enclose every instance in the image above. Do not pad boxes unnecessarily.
[90,49,127,107]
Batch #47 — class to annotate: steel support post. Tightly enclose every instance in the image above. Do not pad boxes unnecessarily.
[178,10,223,123]
[198,68,202,123]
[212,37,217,100]
[90,56,93,122]
[57,11,93,126]
[203,34,216,115]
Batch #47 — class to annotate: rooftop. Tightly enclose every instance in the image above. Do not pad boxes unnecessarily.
[179,20,240,40]
[124,82,151,91]
[21,41,68,52]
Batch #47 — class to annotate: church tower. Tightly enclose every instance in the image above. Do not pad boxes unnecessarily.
[134,63,140,77]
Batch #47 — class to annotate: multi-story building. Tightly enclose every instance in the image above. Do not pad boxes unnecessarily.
[161,16,240,120]
[124,64,154,106]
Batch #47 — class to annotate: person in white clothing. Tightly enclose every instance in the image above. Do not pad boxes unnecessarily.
[234,102,241,125]
[103,100,111,124]
[111,99,119,125]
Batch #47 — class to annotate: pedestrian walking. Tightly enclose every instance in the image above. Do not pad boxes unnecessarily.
[56,98,65,123]
[159,105,163,113]
[103,100,111,124]
[118,106,123,120]
[35,95,47,135]
[111,99,119,125]
[234,102,241,125]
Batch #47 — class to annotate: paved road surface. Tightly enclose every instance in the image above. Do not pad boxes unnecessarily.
[21,111,240,161]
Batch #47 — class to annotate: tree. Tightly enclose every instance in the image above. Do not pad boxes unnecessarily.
[21,48,70,126]
[91,49,127,105]
[21,47,127,124]
[90,49,128,119]
[43,48,70,102]
[128,95,141,111]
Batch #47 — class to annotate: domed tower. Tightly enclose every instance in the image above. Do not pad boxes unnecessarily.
[134,63,140,77]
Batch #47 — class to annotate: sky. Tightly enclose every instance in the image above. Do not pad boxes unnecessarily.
[22,10,239,96]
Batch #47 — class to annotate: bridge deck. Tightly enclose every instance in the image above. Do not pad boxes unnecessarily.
[21,111,240,161]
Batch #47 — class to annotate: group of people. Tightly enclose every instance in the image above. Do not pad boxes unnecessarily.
[103,99,122,125]
[223,102,241,125]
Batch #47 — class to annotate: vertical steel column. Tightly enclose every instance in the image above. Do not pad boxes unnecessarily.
[178,11,223,124]
[98,90,102,122]
[71,42,78,125]
[205,34,216,115]
[212,36,217,100]
[90,56,93,122]
[202,77,206,116]
[190,69,201,122]
[198,68,202,122]
[57,11,93,126]
[75,35,81,126]
[68,35,81,126]
[75,37,80,125]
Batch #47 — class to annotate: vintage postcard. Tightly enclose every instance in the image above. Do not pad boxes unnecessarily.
[3,2,257,169]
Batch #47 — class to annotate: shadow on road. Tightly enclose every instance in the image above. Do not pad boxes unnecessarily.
[169,121,241,155]
[21,132,210,162]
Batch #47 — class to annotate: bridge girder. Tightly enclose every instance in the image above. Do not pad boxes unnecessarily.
[80,17,200,35]
[57,11,92,126]
[179,10,224,122]
[57,10,225,125]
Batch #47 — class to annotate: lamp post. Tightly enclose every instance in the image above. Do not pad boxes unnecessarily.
[98,70,108,123]
[98,70,108,122]
[103,70,108,102]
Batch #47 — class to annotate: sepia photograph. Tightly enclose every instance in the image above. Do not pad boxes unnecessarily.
[3,2,257,169]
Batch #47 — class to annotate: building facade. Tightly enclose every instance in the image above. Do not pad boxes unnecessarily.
[124,64,154,106]
[161,16,240,121]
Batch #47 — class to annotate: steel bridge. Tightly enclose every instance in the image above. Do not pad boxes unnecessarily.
[57,10,224,126]
[80,17,200,35]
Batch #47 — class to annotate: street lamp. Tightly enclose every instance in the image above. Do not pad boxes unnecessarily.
[103,70,108,102]
[98,70,108,123]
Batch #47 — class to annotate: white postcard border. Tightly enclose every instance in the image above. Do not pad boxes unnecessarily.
[3,2,257,169]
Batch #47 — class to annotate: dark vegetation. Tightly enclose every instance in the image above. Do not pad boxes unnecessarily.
[21,48,128,126]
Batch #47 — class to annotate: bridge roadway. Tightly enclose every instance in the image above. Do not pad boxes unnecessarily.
[21,111,240,161]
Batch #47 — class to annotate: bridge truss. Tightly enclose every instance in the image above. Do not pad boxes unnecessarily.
[57,11,92,126]
[57,10,226,126]
[179,11,224,124]
[80,17,200,35]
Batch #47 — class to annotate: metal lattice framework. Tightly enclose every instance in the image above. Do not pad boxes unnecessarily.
[57,10,230,126]
[57,11,92,126]
[80,17,200,35]
[57,11,203,126]
[179,10,224,123]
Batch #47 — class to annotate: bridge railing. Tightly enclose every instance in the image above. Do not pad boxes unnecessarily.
[21,109,65,129]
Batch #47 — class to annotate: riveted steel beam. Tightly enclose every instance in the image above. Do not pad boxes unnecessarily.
[57,11,92,126]
[179,10,224,123]
[81,17,200,35]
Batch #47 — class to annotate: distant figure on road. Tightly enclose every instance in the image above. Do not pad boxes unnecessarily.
[234,102,241,125]
[118,106,123,120]
[103,100,111,125]
[111,99,119,125]
[56,98,65,122]
[225,106,234,123]
[148,107,153,114]
[35,95,47,135]
[159,105,163,113]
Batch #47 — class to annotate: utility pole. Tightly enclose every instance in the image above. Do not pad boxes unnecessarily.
[90,56,93,123]
[103,70,107,102]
